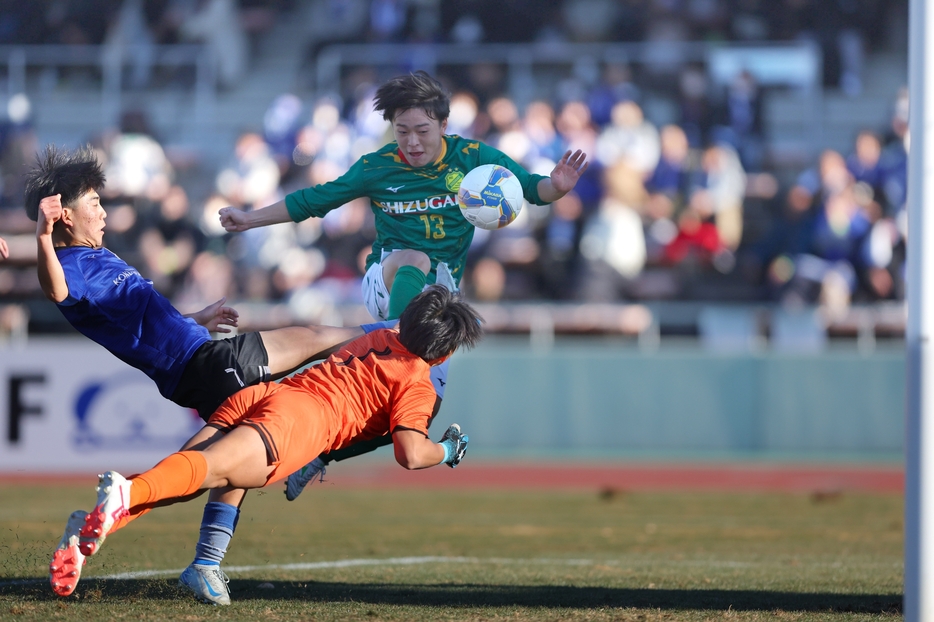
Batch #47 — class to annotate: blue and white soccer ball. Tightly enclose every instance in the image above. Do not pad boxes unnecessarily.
[457,164,524,230]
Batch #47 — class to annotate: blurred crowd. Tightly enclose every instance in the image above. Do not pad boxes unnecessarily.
[0,0,902,92]
[0,0,911,327]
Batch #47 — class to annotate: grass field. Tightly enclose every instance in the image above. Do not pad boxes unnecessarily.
[0,471,903,621]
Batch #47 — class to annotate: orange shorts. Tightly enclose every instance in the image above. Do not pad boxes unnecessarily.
[207,382,333,487]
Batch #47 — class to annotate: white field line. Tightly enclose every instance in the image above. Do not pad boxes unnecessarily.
[0,555,902,588]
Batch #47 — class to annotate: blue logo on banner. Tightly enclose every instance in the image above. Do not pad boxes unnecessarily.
[73,370,202,450]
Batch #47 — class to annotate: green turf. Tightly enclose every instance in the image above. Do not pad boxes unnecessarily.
[0,481,902,621]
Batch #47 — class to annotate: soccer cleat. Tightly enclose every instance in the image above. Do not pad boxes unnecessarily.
[178,563,231,606]
[78,471,132,557]
[285,456,326,501]
[49,510,89,597]
[439,423,469,468]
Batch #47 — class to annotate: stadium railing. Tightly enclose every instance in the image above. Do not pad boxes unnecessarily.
[0,43,215,128]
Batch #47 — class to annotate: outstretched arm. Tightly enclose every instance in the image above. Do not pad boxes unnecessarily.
[536,149,590,204]
[184,297,239,333]
[393,424,469,470]
[392,429,447,470]
[322,396,441,464]
[219,200,291,232]
[35,195,69,303]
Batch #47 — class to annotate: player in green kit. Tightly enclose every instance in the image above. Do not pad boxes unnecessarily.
[220,70,589,497]
[220,70,588,319]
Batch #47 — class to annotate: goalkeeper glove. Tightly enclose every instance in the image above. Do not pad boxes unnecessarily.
[439,423,469,468]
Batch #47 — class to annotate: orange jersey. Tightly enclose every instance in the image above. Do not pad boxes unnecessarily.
[207,328,437,486]
[279,327,437,449]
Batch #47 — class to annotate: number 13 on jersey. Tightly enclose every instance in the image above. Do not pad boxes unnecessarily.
[420,214,445,239]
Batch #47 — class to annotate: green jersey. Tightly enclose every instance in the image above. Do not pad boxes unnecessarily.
[284,134,549,287]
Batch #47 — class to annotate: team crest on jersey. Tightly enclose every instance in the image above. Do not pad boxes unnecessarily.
[445,170,464,193]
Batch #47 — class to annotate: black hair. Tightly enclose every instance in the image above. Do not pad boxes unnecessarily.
[398,285,483,361]
[23,144,105,221]
[373,70,450,124]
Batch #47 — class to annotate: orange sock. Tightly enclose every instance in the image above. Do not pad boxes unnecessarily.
[129,451,208,508]
[107,505,153,533]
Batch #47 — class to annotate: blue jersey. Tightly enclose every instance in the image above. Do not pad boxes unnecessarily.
[56,246,211,398]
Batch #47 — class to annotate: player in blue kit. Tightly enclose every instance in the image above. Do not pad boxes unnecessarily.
[25,145,398,604]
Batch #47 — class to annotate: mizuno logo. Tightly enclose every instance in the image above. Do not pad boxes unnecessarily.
[387,185,405,193]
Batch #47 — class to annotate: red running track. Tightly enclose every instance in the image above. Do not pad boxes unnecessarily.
[321,462,904,494]
[0,463,903,493]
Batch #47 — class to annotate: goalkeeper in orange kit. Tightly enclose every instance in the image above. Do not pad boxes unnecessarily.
[50,286,480,605]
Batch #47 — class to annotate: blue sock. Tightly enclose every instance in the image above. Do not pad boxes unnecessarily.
[193,502,238,566]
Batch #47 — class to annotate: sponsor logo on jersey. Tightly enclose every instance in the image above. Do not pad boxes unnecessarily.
[112,269,138,285]
[386,185,405,193]
[377,194,458,214]
[445,170,464,193]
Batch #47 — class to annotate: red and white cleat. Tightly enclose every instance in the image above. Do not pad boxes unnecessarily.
[78,471,131,557]
[49,510,88,597]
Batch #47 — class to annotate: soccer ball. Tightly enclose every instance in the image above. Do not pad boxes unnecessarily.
[457,164,524,230]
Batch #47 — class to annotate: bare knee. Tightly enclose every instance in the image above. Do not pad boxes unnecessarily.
[383,249,430,287]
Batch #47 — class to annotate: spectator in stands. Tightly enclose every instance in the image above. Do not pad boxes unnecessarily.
[137,184,205,300]
[594,100,660,180]
[173,249,237,314]
[465,256,507,302]
[879,88,909,219]
[678,65,713,149]
[308,196,374,306]
[446,90,482,138]
[46,0,116,45]
[585,62,640,127]
[719,69,764,171]
[101,110,174,201]
[0,235,7,259]
[746,179,818,302]
[104,0,155,89]
[216,131,281,210]
[367,0,409,43]
[484,96,523,151]
[697,143,746,253]
[179,0,248,89]
[0,93,37,208]
[539,191,585,299]
[790,149,851,218]
[662,188,726,270]
[643,124,695,264]
[305,0,369,59]
[645,124,693,209]
[788,184,871,312]
[561,0,622,43]
[555,100,603,213]
[576,161,647,301]
[262,93,305,182]
[522,100,565,163]
[846,130,885,205]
